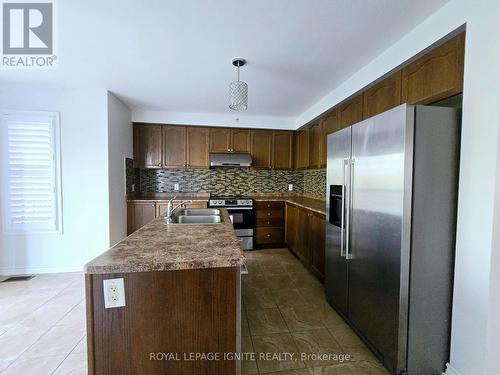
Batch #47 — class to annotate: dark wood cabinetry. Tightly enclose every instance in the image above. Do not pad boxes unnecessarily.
[250,130,273,169]
[338,95,364,130]
[133,125,162,168]
[309,213,326,277]
[320,109,338,167]
[186,127,209,168]
[285,202,326,280]
[127,202,157,234]
[250,130,294,170]
[135,125,209,169]
[273,131,294,170]
[135,124,292,171]
[210,128,250,153]
[255,201,284,246]
[162,125,186,168]
[86,267,237,375]
[209,128,231,152]
[363,71,402,119]
[295,129,309,170]
[308,122,321,169]
[231,129,251,153]
[402,33,465,105]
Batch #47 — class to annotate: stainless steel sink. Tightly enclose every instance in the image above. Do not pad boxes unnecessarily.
[171,215,222,224]
[176,208,221,216]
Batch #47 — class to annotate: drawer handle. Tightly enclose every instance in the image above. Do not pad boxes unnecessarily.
[267,234,271,237]
[267,204,271,208]
[267,213,271,217]
[267,221,271,225]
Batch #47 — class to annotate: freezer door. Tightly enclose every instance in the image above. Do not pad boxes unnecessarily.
[325,126,351,317]
[348,104,412,371]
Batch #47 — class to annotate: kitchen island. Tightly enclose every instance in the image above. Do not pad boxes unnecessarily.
[84,209,245,375]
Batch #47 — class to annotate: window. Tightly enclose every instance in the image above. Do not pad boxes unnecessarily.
[0,111,62,234]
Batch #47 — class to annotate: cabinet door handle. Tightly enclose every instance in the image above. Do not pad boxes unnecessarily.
[267,221,271,225]
[267,213,271,217]
[157,163,161,167]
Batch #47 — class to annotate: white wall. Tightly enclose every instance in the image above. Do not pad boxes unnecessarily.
[107,93,132,246]
[0,83,110,273]
[132,109,295,130]
[297,1,500,374]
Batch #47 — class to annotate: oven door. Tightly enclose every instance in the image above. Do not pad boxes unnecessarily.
[225,207,255,234]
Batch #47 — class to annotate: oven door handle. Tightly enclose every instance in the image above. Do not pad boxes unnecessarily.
[223,207,254,210]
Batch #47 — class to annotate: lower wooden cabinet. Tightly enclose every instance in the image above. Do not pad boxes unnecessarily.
[309,212,326,277]
[255,201,284,246]
[285,202,326,280]
[127,202,156,235]
[127,200,207,235]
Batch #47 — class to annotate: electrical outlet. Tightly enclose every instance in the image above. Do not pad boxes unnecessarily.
[174,183,179,191]
[288,184,293,191]
[103,278,126,308]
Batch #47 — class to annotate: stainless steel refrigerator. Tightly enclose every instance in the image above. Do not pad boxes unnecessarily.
[325,104,460,374]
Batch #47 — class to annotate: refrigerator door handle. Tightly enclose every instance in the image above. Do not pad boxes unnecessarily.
[340,159,348,257]
[346,158,354,260]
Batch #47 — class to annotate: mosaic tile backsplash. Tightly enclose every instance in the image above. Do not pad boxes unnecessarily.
[130,166,326,199]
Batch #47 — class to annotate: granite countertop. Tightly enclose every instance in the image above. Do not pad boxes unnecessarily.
[85,209,244,274]
[127,192,210,202]
[251,194,326,216]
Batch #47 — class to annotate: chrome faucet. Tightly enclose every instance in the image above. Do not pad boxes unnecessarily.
[165,196,193,223]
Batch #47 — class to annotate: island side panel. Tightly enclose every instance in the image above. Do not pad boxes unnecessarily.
[85,274,96,374]
[86,267,238,375]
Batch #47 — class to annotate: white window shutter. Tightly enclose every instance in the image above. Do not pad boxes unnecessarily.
[1,111,62,233]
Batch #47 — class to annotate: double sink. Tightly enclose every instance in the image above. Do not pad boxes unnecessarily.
[169,208,222,224]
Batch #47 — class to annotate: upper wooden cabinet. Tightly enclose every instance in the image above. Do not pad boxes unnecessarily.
[162,125,187,168]
[273,131,294,170]
[363,71,402,119]
[209,128,250,153]
[320,109,338,167]
[133,124,162,168]
[186,127,209,168]
[295,129,309,170]
[308,122,321,169]
[231,129,251,153]
[338,95,363,130]
[209,128,231,152]
[250,130,273,169]
[250,130,294,170]
[402,33,465,105]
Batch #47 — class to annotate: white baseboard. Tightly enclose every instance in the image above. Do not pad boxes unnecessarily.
[0,266,83,275]
[443,363,463,375]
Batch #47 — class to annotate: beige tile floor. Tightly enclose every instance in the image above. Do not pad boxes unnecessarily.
[0,272,86,374]
[0,248,388,375]
[242,249,389,375]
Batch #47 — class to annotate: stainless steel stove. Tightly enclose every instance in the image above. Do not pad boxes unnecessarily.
[208,197,254,250]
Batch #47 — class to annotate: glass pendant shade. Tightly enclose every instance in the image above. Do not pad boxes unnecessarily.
[229,80,248,111]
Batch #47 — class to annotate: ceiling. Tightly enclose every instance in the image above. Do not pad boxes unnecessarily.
[1,0,450,119]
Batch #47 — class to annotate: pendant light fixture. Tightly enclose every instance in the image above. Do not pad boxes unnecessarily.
[229,58,248,111]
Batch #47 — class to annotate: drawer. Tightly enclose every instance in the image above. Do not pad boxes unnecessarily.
[256,227,283,244]
[256,217,283,228]
[256,209,284,219]
[255,201,284,210]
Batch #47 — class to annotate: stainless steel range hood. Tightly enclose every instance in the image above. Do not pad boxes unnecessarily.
[209,153,252,168]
